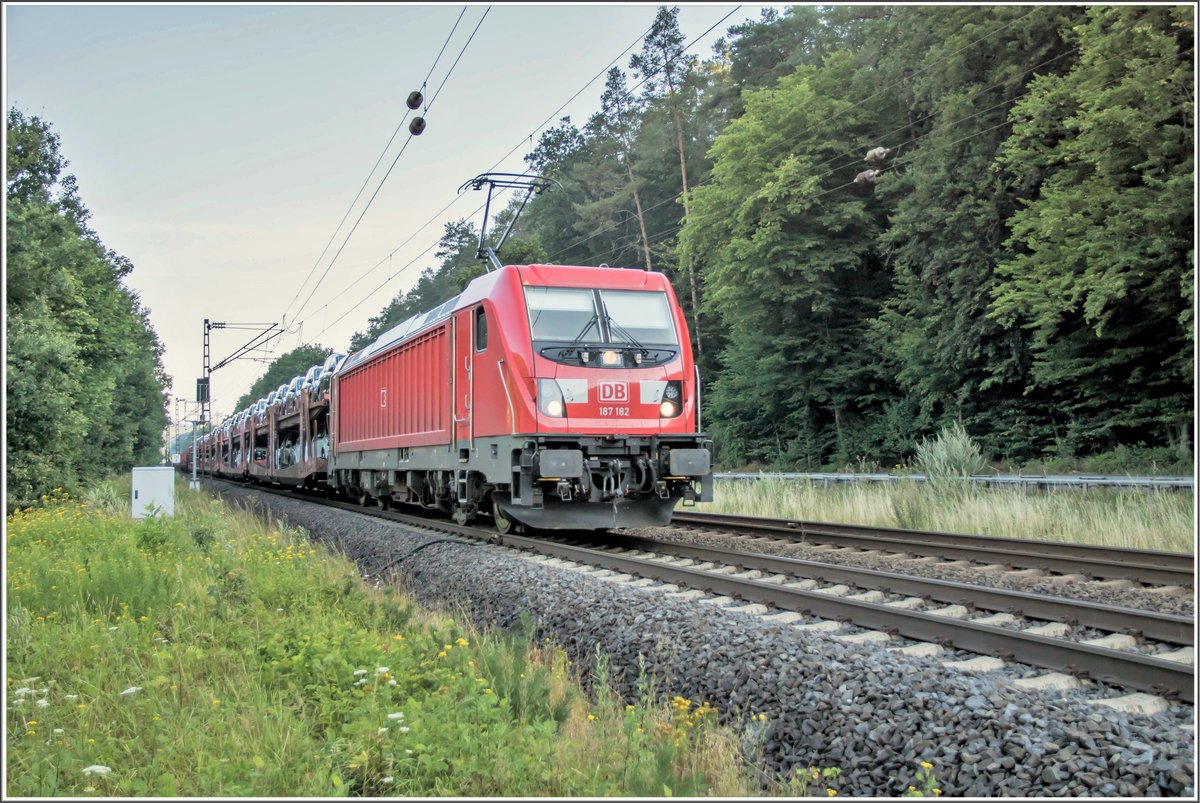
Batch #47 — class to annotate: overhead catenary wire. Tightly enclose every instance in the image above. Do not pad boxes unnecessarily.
[291,15,669,343]
[279,8,729,357]
[279,6,470,331]
[287,6,491,329]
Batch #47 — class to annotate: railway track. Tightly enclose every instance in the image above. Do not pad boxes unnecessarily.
[669,511,1195,589]
[211,479,1196,706]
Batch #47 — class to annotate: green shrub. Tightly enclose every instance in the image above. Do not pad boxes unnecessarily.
[914,423,987,490]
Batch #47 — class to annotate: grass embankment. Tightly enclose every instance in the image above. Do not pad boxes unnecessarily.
[7,481,756,797]
[697,478,1195,554]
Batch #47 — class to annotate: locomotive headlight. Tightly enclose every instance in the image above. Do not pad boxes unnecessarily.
[600,350,621,366]
[659,381,684,418]
[537,379,567,418]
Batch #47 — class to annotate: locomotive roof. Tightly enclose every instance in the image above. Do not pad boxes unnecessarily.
[338,263,671,374]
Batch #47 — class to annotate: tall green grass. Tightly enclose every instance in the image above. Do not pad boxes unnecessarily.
[6,482,755,796]
[697,478,1195,554]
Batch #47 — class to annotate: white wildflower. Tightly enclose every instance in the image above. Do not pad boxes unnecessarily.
[386,711,405,721]
[382,776,394,784]
[404,749,413,755]
[22,677,41,683]
[64,694,79,701]
[378,727,388,734]
[81,765,112,776]
[108,626,118,632]
[36,699,49,708]
[53,728,64,735]
[398,726,410,733]
[276,608,284,612]
[388,679,398,686]
[352,669,369,677]
[375,666,389,674]
[118,686,142,697]
[14,687,32,696]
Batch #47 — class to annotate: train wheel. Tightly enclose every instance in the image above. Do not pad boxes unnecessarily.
[358,492,373,507]
[492,499,521,535]
[377,496,390,510]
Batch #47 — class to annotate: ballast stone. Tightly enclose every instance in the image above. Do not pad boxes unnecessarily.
[219,484,1198,798]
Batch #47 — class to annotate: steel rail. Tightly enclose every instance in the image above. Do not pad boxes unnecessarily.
[497,532,1195,703]
[208,480,1195,702]
[595,532,1194,645]
[671,511,1195,587]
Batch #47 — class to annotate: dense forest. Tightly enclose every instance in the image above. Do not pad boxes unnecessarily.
[324,6,1195,471]
[6,109,171,506]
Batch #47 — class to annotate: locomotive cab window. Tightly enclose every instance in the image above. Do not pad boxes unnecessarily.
[598,289,677,346]
[474,306,488,352]
[524,286,680,367]
[525,287,597,341]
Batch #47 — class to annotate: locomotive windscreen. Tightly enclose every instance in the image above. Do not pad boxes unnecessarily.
[598,289,677,345]
[524,287,678,346]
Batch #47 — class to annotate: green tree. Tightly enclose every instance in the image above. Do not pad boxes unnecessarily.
[631,6,706,357]
[680,53,897,467]
[869,5,1081,460]
[591,68,653,272]
[991,5,1194,457]
[6,109,170,505]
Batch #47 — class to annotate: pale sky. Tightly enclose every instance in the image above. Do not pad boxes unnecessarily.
[5,1,778,436]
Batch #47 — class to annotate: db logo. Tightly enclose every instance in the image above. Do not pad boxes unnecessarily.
[598,381,628,403]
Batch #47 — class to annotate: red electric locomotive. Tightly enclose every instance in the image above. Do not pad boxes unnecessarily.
[194,174,713,533]
[327,260,713,532]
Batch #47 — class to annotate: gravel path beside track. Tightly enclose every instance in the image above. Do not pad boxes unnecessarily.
[214,483,1195,797]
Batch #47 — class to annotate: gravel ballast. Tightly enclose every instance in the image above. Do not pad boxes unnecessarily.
[213,483,1196,797]
[634,526,1196,619]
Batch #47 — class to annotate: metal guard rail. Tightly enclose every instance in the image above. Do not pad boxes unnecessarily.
[713,472,1194,491]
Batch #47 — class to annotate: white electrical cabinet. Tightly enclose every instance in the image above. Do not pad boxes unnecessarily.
[131,466,176,518]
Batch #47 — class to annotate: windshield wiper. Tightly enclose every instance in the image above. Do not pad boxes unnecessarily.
[567,313,600,351]
[604,316,648,355]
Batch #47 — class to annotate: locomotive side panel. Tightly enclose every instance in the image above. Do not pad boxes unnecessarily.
[466,269,543,438]
[335,322,452,452]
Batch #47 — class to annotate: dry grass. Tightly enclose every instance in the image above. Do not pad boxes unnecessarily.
[696,478,1195,554]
